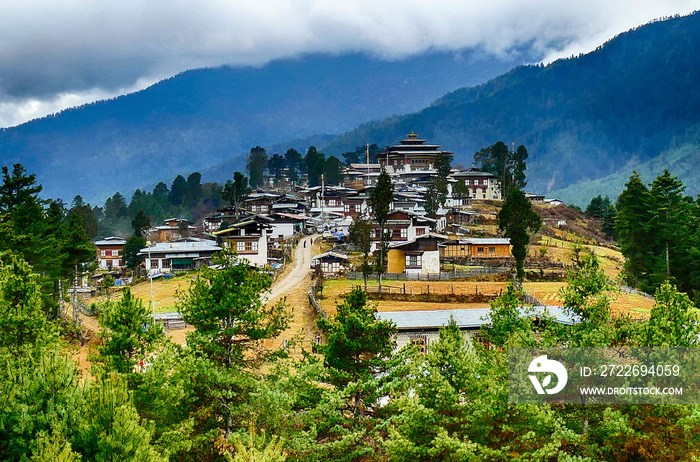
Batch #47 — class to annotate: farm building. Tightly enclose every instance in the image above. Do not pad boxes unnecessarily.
[376,306,578,352]
[139,239,221,273]
[312,251,350,275]
[387,233,448,276]
[94,236,126,271]
[440,237,511,259]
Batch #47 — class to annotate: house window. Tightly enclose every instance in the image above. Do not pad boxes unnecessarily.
[370,229,377,239]
[344,204,350,212]
[477,247,484,254]
[416,228,425,236]
[161,259,171,269]
[112,250,119,257]
[354,204,361,212]
[101,250,106,257]
[400,228,408,239]
[328,199,337,207]
[406,254,422,268]
[411,336,428,354]
[236,241,245,252]
[489,247,496,254]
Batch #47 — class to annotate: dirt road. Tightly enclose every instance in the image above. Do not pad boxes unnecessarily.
[266,235,318,303]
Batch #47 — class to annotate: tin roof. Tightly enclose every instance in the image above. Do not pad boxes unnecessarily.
[376,306,578,330]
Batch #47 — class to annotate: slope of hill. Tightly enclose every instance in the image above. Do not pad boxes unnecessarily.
[319,12,700,201]
[549,124,700,206]
[0,49,535,202]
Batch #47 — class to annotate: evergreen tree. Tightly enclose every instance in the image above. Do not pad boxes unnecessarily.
[97,288,163,376]
[474,142,528,198]
[616,171,653,288]
[497,188,542,281]
[169,175,188,207]
[222,171,251,221]
[370,169,393,291]
[186,171,203,207]
[0,253,54,352]
[316,288,395,416]
[284,148,303,183]
[304,146,326,187]
[323,155,344,185]
[177,251,289,435]
[123,235,146,270]
[648,169,692,290]
[0,164,42,213]
[348,218,373,290]
[247,146,269,189]
[267,153,286,183]
[131,209,151,238]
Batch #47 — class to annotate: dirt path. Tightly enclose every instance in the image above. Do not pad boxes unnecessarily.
[266,235,318,303]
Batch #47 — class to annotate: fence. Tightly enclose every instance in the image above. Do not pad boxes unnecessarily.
[308,277,327,319]
[620,285,654,300]
[343,267,508,281]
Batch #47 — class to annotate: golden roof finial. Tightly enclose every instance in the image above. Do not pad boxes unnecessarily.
[408,131,417,139]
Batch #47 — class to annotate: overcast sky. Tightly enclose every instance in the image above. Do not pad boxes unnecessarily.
[0,0,696,128]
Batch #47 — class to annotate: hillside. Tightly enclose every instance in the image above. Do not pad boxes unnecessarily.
[319,12,700,201]
[0,49,534,202]
[549,124,700,206]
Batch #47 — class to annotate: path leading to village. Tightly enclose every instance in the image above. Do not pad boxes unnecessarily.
[266,235,318,304]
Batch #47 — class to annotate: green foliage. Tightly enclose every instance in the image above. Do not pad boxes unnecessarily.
[616,169,700,294]
[497,188,542,280]
[324,155,344,185]
[559,246,617,346]
[482,283,533,347]
[73,373,166,462]
[0,164,42,214]
[348,218,373,289]
[370,170,394,287]
[474,141,528,197]
[247,146,269,189]
[97,288,164,375]
[640,282,700,347]
[284,149,303,184]
[304,146,326,187]
[123,235,147,270]
[131,209,152,237]
[223,172,252,220]
[0,253,55,351]
[178,251,289,370]
[267,153,287,183]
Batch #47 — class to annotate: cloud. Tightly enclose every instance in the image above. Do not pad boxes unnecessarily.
[0,0,697,127]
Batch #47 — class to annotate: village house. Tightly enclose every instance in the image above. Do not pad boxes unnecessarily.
[94,236,126,271]
[244,192,280,214]
[440,237,511,259]
[387,233,448,276]
[139,238,221,273]
[212,215,273,267]
[450,169,502,201]
[371,210,436,251]
[147,218,197,243]
[311,251,350,276]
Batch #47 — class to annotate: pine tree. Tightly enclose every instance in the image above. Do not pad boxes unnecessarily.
[316,288,395,416]
[616,172,653,288]
[497,188,542,281]
[370,169,393,291]
[247,146,269,189]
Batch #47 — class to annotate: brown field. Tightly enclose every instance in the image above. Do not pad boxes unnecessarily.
[319,279,652,319]
[531,236,624,279]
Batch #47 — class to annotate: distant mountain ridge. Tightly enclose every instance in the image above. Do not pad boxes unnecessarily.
[0,49,536,202]
[317,12,700,201]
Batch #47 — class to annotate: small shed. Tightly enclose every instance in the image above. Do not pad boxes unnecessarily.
[311,251,349,275]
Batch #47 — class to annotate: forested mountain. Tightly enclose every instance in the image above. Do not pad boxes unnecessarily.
[0,50,535,202]
[319,12,700,200]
